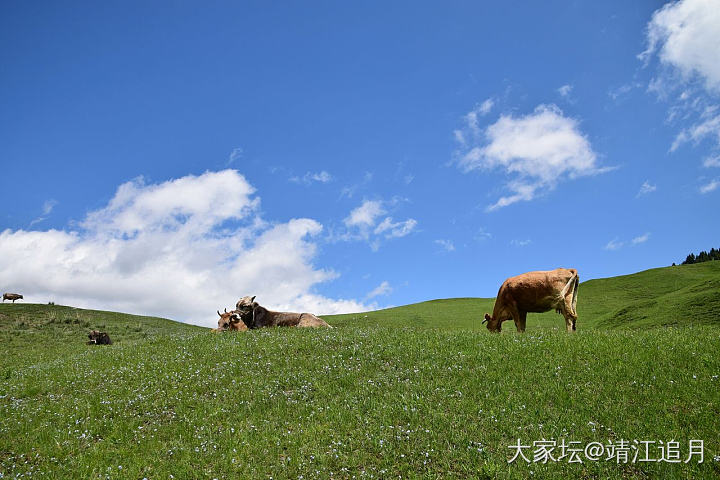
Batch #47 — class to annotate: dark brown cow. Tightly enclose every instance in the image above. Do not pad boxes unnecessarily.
[2,293,23,303]
[87,330,112,345]
[235,296,331,329]
[483,268,579,333]
[212,308,248,332]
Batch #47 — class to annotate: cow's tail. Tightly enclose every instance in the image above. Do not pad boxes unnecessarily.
[570,274,579,317]
[559,272,579,315]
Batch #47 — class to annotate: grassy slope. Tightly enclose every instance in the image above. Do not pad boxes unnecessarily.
[324,262,720,330]
[576,262,720,328]
[0,304,201,371]
[1,262,719,479]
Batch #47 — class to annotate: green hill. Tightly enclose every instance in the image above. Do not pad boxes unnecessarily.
[0,303,200,370]
[1,263,719,478]
[573,261,720,328]
[325,261,720,330]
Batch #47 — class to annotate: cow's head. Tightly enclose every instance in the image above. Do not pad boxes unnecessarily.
[235,295,256,313]
[235,296,256,323]
[88,330,101,342]
[482,313,501,332]
[215,308,244,332]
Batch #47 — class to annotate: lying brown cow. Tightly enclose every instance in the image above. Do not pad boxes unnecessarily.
[87,330,112,345]
[483,268,579,333]
[2,293,23,303]
[235,296,331,329]
[212,308,248,332]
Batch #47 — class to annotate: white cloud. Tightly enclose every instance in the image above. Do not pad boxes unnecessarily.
[671,112,720,151]
[474,228,492,241]
[290,171,333,185]
[642,1,720,164]
[637,180,657,197]
[608,82,642,101]
[641,0,720,93]
[374,217,417,238]
[0,170,372,327]
[339,171,373,199]
[605,232,651,250]
[227,147,243,166]
[41,199,58,216]
[340,199,417,249]
[478,98,494,116]
[366,280,392,299]
[460,99,495,143]
[557,84,573,98]
[29,199,58,226]
[344,200,385,228]
[631,232,651,245]
[700,179,719,193]
[704,155,720,167]
[455,104,606,210]
[434,239,455,252]
[604,238,624,251]
[510,239,532,247]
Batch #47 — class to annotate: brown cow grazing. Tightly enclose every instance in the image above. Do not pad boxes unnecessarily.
[235,295,332,329]
[2,293,23,303]
[212,308,248,332]
[483,268,579,333]
[87,330,112,345]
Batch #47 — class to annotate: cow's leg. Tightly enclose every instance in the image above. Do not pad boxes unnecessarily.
[515,311,527,333]
[508,304,523,333]
[561,309,577,332]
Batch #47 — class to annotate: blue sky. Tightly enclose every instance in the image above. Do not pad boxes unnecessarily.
[1,0,718,326]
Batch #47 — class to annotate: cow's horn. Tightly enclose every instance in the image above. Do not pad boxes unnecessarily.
[217,310,222,317]
[481,317,488,324]
[224,308,228,313]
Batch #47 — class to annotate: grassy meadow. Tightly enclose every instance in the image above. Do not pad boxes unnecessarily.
[328,261,720,330]
[1,262,719,479]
